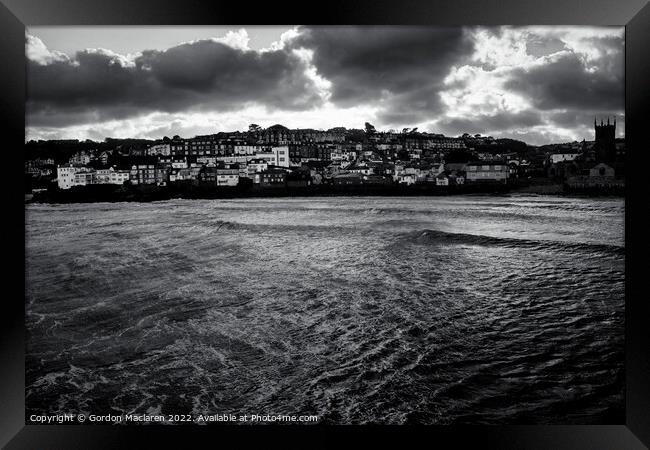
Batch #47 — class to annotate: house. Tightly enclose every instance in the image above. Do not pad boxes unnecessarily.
[94,166,129,185]
[508,161,520,178]
[169,159,188,169]
[394,165,421,185]
[362,175,393,185]
[73,169,96,186]
[465,161,509,184]
[199,166,218,183]
[429,163,445,177]
[25,159,54,177]
[247,158,269,175]
[449,173,465,185]
[28,158,55,167]
[197,156,218,166]
[96,151,111,165]
[130,164,169,185]
[287,169,312,187]
[330,150,345,162]
[396,173,418,185]
[130,165,156,185]
[362,151,383,163]
[146,143,170,157]
[109,169,130,185]
[324,162,343,178]
[345,162,374,176]
[253,168,286,187]
[550,152,580,164]
[175,168,192,182]
[25,166,52,177]
[420,162,444,182]
[216,165,240,186]
[435,173,449,186]
[408,149,422,160]
[219,156,249,166]
[370,162,395,176]
[69,151,91,165]
[233,145,261,156]
[56,164,77,189]
[272,146,290,167]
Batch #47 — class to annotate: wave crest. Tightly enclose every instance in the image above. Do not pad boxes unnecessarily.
[405,229,625,256]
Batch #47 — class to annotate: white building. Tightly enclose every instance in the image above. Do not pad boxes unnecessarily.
[234,145,268,156]
[95,168,113,184]
[272,146,290,167]
[110,170,130,185]
[197,156,218,166]
[247,159,269,175]
[330,150,345,162]
[346,165,374,176]
[218,156,249,165]
[393,166,418,183]
[56,165,77,189]
[73,169,96,186]
[550,153,580,164]
[96,167,130,185]
[397,173,418,185]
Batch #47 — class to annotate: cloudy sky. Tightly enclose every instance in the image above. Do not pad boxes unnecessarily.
[26,26,624,145]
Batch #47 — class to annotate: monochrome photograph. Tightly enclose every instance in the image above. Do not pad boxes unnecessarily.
[24,25,625,425]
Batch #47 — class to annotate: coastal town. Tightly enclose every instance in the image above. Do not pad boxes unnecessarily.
[24,119,625,201]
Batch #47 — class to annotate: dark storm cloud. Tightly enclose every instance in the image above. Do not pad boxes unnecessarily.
[290,26,475,125]
[504,48,624,111]
[434,110,543,136]
[547,110,621,129]
[27,26,625,143]
[27,38,323,127]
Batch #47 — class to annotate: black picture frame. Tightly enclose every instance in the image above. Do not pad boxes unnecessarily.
[2,0,649,447]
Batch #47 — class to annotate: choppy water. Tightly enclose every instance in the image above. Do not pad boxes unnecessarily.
[25,195,625,424]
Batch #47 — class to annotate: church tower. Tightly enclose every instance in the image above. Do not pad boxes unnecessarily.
[594,117,616,163]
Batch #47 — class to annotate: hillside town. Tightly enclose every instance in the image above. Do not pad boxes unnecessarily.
[24,119,625,199]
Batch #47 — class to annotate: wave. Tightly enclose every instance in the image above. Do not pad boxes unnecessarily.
[212,220,244,231]
[205,219,358,235]
[403,229,625,256]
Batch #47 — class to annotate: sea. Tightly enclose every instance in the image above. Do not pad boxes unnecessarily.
[25,195,625,424]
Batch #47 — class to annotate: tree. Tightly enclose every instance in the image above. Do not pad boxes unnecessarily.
[446,149,475,163]
[346,129,366,143]
[249,124,262,133]
[364,122,376,136]
[397,149,410,161]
